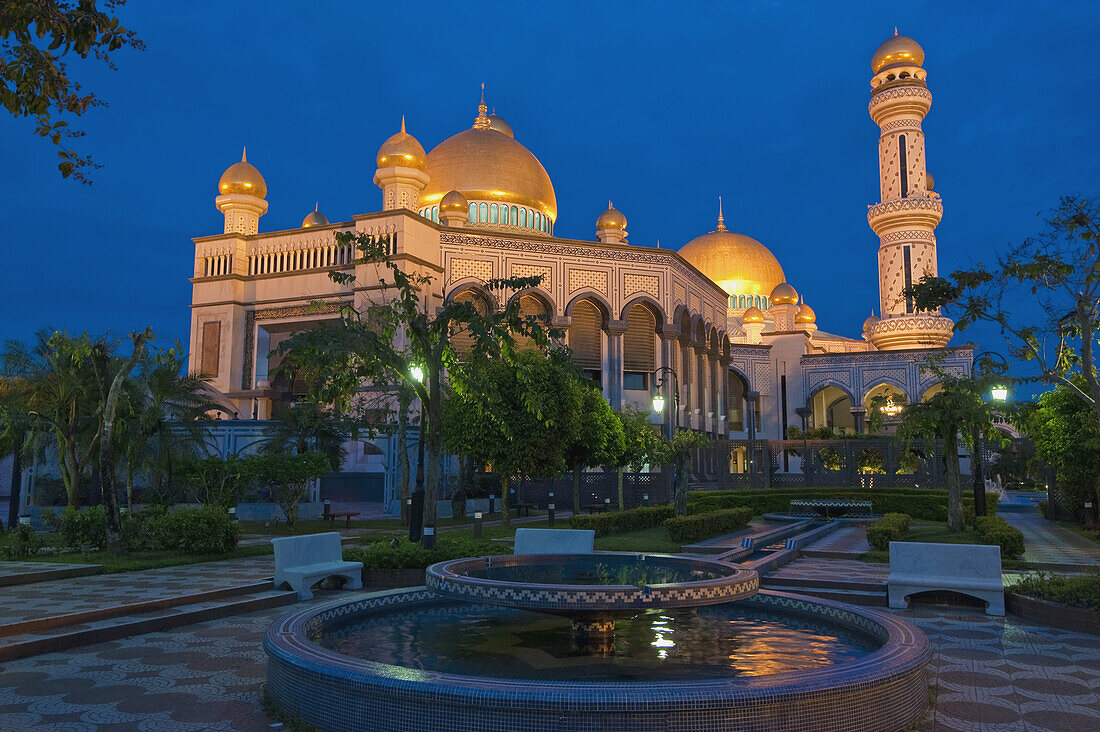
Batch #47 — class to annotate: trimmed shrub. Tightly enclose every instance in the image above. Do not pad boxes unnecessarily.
[59,506,107,550]
[159,507,240,555]
[0,524,45,558]
[346,534,504,570]
[974,515,1025,559]
[687,488,999,522]
[1008,572,1100,611]
[120,505,170,552]
[665,507,753,544]
[569,505,675,537]
[866,512,911,551]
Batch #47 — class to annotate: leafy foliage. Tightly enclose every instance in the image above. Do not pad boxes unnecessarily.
[664,507,753,543]
[1008,572,1100,610]
[662,429,710,516]
[569,504,675,537]
[0,1,144,181]
[344,534,504,570]
[688,487,999,522]
[973,515,1026,558]
[866,512,911,551]
[1023,383,1100,514]
[251,451,331,528]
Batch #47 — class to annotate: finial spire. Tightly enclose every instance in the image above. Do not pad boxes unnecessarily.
[894,26,898,36]
[314,202,319,212]
[474,83,490,128]
[241,146,247,163]
[608,199,613,210]
[716,196,727,231]
[400,115,406,133]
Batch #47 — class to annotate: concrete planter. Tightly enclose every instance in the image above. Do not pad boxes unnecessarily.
[361,567,426,591]
[1006,592,1100,635]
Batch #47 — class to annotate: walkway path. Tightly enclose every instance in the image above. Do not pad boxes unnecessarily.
[1000,509,1100,569]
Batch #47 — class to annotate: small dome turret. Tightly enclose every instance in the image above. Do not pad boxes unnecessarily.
[218,147,267,198]
[863,312,881,333]
[487,113,514,138]
[302,203,328,228]
[596,201,627,231]
[440,189,468,213]
[795,303,817,324]
[871,31,924,74]
[769,282,799,306]
[376,116,427,171]
[742,306,765,324]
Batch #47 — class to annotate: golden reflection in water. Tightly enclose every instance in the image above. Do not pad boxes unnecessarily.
[726,619,840,676]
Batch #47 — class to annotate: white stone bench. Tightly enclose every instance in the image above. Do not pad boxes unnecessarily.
[514,528,594,555]
[271,532,363,601]
[888,541,1004,615]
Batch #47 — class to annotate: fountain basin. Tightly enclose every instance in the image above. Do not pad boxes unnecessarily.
[265,587,932,731]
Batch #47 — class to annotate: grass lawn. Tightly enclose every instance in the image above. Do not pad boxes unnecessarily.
[18,544,274,573]
[594,527,682,553]
[1057,520,1100,544]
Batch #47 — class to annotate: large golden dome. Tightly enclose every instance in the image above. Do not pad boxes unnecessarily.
[420,95,556,221]
[678,205,785,298]
[218,148,266,198]
[871,32,924,74]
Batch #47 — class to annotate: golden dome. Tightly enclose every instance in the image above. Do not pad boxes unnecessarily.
[487,113,513,138]
[926,172,934,190]
[871,32,924,74]
[302,204,328,228]
[376,116,427,171]
[770,282,799,305]
[218,148,267,198]
[742,307,765,324]
[596,201,627,231]
[440,189,468,212]
[678,201,785,298]
[419,91,556,220]
[863,312,881,332]
[795,302,817,323]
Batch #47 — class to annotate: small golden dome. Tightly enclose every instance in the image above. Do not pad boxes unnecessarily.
[218,148,267,198]
[795,302,817,323]
[742,307,765,324]
[487,113,513,138]
[596,201,627,231]
[302,204,328,228]
[679,200,785,298]
[769,282,799,306]
[420,94,556,220]
[376,116,427,171]
[872,32,924,74]
[440,189,468,212]
[863,312,881,332]
[926,172,934,191]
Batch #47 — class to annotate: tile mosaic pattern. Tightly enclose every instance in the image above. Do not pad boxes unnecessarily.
[801,525,874,556]
[1001,511,1100,568]
[769,556,891,583]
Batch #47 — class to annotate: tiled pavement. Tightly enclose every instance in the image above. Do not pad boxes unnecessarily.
[767,555,891,583]
[0,558,275,625]
[0,562,100,581]
[799,525,872,556]
[1,591,1098,730]
[1001,511,1100,569]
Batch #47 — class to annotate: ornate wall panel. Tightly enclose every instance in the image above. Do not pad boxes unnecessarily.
[450,257,494,284]
[623,273,660,298]
[568,269,608,295]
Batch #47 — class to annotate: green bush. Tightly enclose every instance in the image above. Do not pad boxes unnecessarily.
[974,515,1025,558]
[866,512,911,551]
[1008,572,1100,611]
[159,507,240,554]
[569,505,674,537]
[1039,500,1049,519]
[688,488,999,522]
[665,507,753,544]
[120,505,170,552]
[59,506,107,550]
[0,524,46,558]
[346,533,504,570]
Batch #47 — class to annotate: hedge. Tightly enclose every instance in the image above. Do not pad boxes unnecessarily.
[569,505,675,537]
[665,507,753,544]
[345,534,504,570]
[866,512,911,551]
[974,515,1025,559]
[688,488,999,522]
[1008,572,1100,611]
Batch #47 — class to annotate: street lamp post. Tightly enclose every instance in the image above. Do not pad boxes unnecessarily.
[971,351,1009,517]
[746,391,760,488]
[408,364,427,543]
[650,367,679,442]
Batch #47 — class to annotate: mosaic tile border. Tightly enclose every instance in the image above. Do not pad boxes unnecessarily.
[265,587,932,731]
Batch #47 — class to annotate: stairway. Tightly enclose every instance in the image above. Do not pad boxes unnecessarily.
[760,575,888,606]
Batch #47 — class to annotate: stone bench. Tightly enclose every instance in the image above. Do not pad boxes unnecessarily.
[888,541,1004,615]
[514,528,594,555]
[272,532,364,601]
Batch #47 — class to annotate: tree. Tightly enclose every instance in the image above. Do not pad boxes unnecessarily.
[0,330,100,507]
[1023,382,1100,515]
[564,383,624,516]
[896,366,1003,532]
[279,231,556,536]
[1,1,143,182]
[253,451,336,528]
[177,454,254,509]
[445,350,582,526]
[907,196,1100,429]
[663,430,709,516]
[262,401,347,472]
[610,407,663,510]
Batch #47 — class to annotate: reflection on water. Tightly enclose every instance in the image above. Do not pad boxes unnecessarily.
[320,601,878,681]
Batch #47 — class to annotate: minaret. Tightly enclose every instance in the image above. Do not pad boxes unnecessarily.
[865,31,952,350]
[216,148,267,235]
[373,116,429,211]
[595,200,628,244]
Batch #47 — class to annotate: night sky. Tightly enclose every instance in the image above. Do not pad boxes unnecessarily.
[2,1,1097,363]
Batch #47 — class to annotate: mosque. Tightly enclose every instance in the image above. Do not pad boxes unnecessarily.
[189,32,974,478]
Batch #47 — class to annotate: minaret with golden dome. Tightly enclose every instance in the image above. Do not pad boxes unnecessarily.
[216,147,268,235]
[374,116,429,212]
[865,30,953,350]
[596,201,627,244]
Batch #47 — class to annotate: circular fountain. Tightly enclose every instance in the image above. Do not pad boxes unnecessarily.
[265,551,931,731]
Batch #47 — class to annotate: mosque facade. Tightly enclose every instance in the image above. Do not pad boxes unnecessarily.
[188,33,974,475]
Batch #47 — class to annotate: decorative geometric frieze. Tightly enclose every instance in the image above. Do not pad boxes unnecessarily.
[450,257,493,283]
[568,269,608,295]
[254,300,349,320]
[879,119,923,133]
[753,362,772,396]
[867,196,943,223]
[879,230,936,244]
[805,370,853,393]
[624,273,659,298]
[861,367,909,388]
[868,86,932,110]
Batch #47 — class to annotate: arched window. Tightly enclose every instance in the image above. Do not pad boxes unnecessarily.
[490,203,499,223]
[535,212,542,230]
[432,206,438,222]
[500,205,508,225]
[479,202,488,222]
[511,206,518,225]
[468,203,477,222]
[520,208,527,227]
[898,133,908,198]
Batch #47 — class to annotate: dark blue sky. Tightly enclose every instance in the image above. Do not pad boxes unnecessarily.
[2,1,1097,359]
